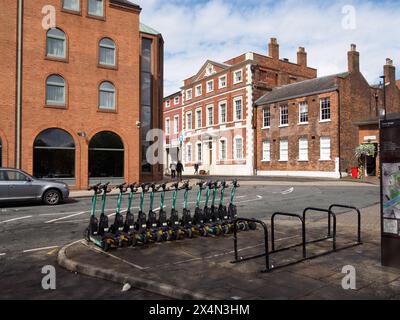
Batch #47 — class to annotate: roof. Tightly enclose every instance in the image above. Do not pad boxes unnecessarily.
[255,72,350,106]
[164,91,181,100]
[110,0,141,10]
[140,23,161,36]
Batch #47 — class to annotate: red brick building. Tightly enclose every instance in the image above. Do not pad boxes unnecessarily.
[163,91,183,173]
[0,0,163,189]
[255,45,400,178]
[176,39,317,175]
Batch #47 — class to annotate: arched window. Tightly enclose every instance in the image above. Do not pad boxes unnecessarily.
[99,81,116,110]
[99,38,116,66]
[46,75,66,106]
[89,131,124,179]
[33,128,75,179]
[46,28,66,58]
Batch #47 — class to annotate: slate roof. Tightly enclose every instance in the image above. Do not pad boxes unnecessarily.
[110,0,141,9]
[255,72,350,106]
[140,23,161,35]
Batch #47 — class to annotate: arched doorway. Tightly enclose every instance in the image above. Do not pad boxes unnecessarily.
[33,128,76,183]
[89,131,124,183]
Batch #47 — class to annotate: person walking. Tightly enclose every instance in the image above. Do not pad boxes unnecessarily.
[176,161,184,181]
[170,162,177,179]
[194,163,199,175]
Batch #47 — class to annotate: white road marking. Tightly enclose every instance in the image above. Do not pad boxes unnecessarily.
[281,187,295,195]
[23,246,59,253]
[235,195,263,204]
[0,216,32,224]
[53,219,88,224]
[45,212,86,224]
[0,253,6,257]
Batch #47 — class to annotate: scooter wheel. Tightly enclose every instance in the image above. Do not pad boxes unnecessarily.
[130,237,137,247]
[156,232,162,243]
[249,222,257,231]
[202,228,208,237]
[84,228,90,242]
[102,242,111,252]
[186,228,193,239]
[175,231,181,241]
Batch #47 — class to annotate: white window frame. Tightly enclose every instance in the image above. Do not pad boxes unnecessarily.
[186,89,192,101]
[166,100,170,108]
[262,140,271,162]
[280,105,289,127]
[186,111,192,130]
[206,104,214,127]
[233,69,243,84]
[219,75,227,89]
[219,100,227,124]
[196,142,203,162]
[234,96,243,121]
[195,85,202,97]
[234,136,244,160]
[195,108,202,129]
[174,96,180,105]
[320,137,331,161]
[279,139,289,162]
[298,138,309,161]
[186,143,192,163]
[299,102,309,124]
[165,118,170,136]
[174,115,179,134]
[263,107,271,128]
[320,98,331,122]
[219,138,227,161]
[206,80,214,93]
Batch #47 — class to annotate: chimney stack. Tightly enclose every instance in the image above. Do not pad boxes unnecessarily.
[384,58,396,84]
[269,38,279,60]
[297,47,307,67]
[348,44,360,73]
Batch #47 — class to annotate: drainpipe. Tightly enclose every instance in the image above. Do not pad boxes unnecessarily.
[336,89,342,179]
[16,0,23,169]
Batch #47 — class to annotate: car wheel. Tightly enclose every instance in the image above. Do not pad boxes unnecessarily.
[43,189,61,206]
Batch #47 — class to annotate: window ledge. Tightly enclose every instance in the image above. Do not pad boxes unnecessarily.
[279,124,289,128]
[61,8,82,16]
[319,119,332,123]
[262,126,270,130]
[298,122,309,126]
[98,108,117,114]
[45,104,67,110]
[279,160,288,162]
[45,56,68,63]
[98,64,118,71]
[298,159,309,162]
[319,159,332,162]
[87,14,106,21]
[262,160,270,163]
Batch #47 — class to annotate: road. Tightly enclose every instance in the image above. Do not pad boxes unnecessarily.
[0,183,379,299]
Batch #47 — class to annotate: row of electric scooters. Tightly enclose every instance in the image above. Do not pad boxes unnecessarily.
[85,180,256,251]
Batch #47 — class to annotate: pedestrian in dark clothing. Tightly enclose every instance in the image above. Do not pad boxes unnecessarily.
[176,161,184,181]
[170,163,177,179]
[194,163,199,175]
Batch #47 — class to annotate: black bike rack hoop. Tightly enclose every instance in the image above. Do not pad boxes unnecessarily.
[271,212,306,259]
[329,204,362,246]
[231,218,270,273]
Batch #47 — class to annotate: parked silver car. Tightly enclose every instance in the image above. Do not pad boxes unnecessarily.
[0,168,69,205]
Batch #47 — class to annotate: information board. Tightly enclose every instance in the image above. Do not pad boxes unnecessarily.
[381,119,400,268]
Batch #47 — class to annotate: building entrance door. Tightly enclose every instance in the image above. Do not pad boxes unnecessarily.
[366,143,378,176]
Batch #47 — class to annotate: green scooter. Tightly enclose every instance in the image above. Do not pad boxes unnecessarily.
[168,182,186,240]
[146,184,163,243]
[203,181,222,236]
[109,183,131,247]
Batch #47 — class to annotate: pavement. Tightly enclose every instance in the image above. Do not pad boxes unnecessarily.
[0,182,381,299]
[58,204,400,300]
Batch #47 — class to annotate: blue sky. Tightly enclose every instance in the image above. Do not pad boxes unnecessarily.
[134,0,400,95]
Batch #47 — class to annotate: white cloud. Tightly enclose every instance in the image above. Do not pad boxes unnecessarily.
[134,0,400,96]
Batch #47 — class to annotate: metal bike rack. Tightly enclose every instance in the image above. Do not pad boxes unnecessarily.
[231,204,363,273]
[329,204,362,248]
[231,218,270,273]
[271,212,306,259]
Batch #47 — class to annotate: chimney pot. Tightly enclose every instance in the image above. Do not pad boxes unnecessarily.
[386,58,393,66]
[348,44,360,73]
[297,46,307,67]
[268,37,279,60]
[351,44,357,52]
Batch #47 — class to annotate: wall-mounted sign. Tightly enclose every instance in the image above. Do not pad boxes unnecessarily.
[381,119,400,268]
[364,135,377,141]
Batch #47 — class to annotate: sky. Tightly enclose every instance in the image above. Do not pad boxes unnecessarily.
[134,0,400,96]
